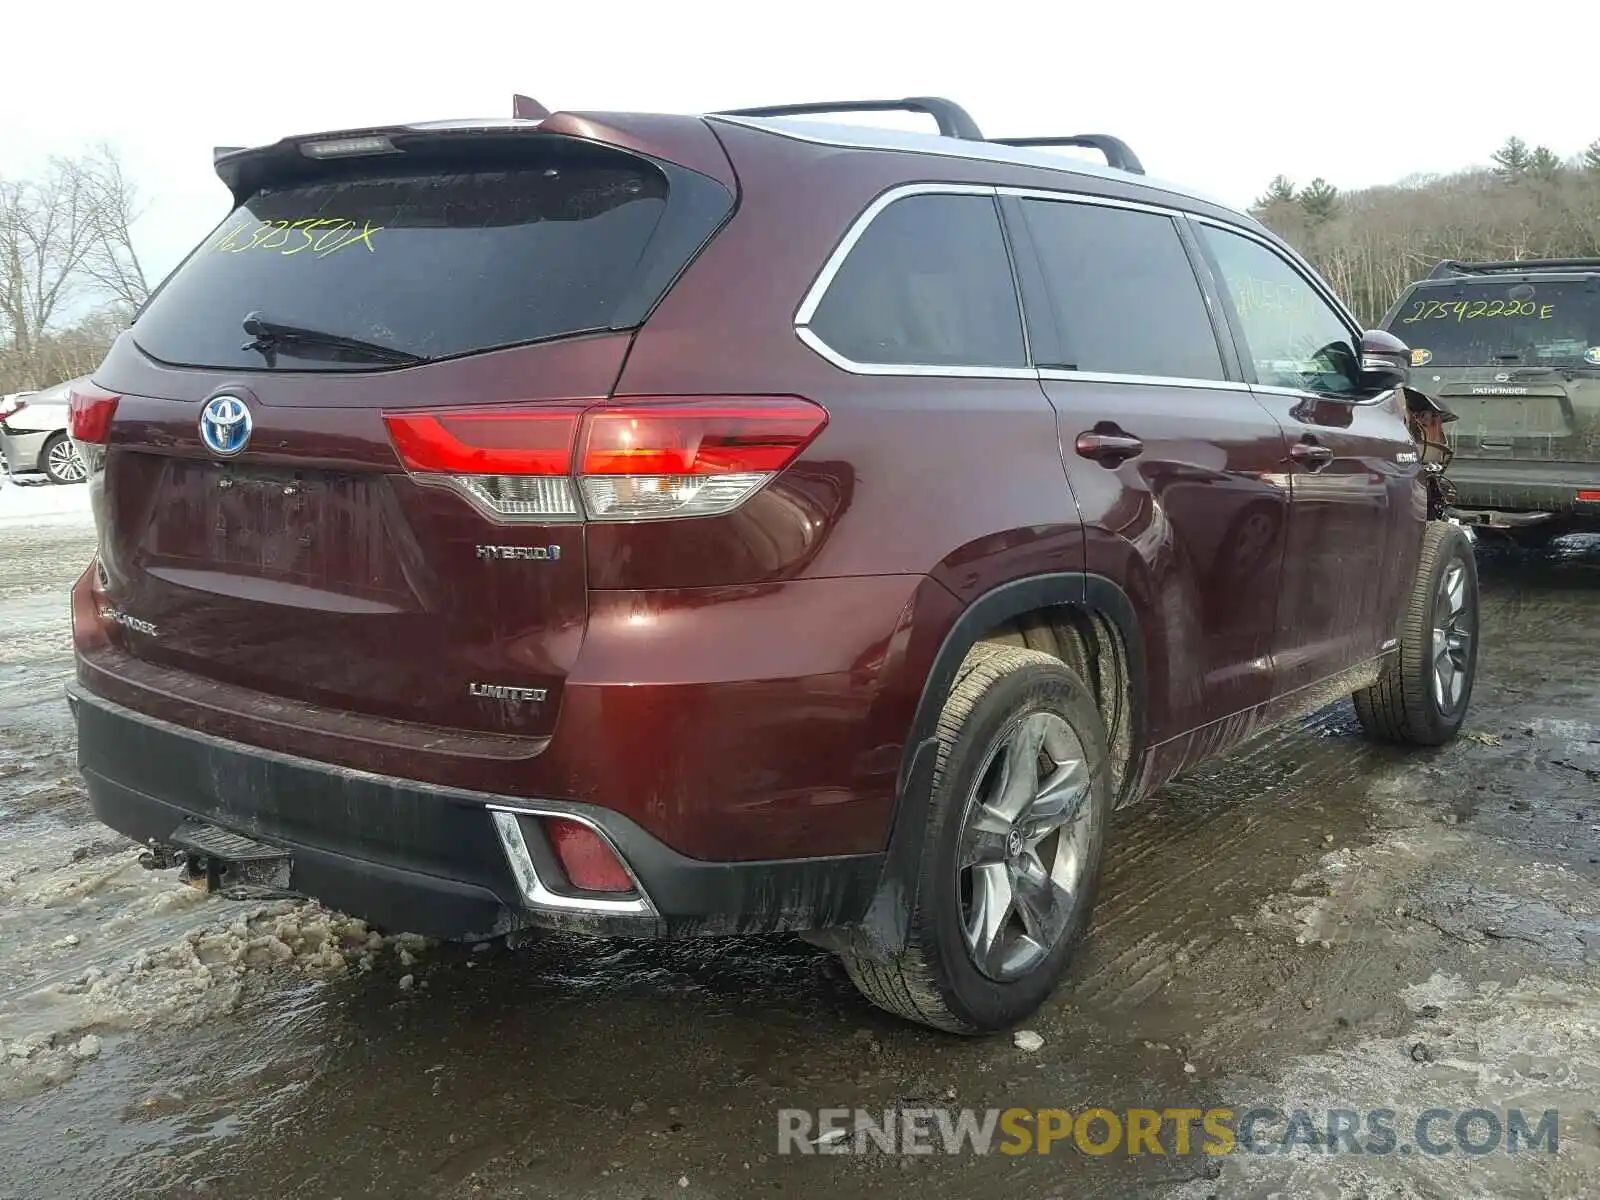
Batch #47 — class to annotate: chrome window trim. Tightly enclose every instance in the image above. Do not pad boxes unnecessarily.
[998,186,1179,218]
[795,326,1038,378]
[488,805,657,916]
[794,181,995,326]
[794,182,1039,379]
[1039,368,1252,392]
[1254,383,1398,408]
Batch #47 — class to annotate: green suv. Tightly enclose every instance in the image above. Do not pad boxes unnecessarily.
[1382,258,1600,545]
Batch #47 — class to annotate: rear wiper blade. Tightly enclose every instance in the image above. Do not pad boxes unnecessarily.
[241,312,424,366]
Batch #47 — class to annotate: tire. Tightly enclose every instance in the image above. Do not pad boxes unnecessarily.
[839,643,1113,1034]
[41,432,87,485]
[1353,521,1479,745]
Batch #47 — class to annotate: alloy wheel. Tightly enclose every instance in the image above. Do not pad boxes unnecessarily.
[48,438,87,483]
[1432,558,1473,713]
[957,711,1097,983]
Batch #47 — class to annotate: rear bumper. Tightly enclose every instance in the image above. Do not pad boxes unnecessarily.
[1446,458,1600,518]
[69,684,882,940]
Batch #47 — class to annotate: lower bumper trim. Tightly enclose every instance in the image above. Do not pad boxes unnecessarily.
[69,681,884,940]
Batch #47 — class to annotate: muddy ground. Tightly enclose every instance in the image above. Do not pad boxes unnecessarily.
[1,481,1596,1200]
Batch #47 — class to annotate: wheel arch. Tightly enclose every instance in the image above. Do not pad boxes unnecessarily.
[839,571,1149,960]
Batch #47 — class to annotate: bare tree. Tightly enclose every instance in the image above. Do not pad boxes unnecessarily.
[0,146,149,390]
[72,144,151,313]
[0,159,98,387]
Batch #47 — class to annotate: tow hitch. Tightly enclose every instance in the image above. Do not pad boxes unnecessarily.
[137,820,299,901]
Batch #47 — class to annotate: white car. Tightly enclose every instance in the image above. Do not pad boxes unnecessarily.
[0,380,87,484]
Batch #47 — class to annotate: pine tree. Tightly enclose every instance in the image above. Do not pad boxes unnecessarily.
[1528,145,1563,181]
[1491,136,1531,181]
[1583,138,1600,172]
[1299,178,1339,222]
[1255,174,1297,208]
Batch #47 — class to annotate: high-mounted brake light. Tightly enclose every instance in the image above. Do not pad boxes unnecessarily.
[383,396,827,524]
[300,135,397,160]
[67,387,119,445]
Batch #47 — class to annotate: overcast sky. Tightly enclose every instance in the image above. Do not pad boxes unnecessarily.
[3,0,1593,285]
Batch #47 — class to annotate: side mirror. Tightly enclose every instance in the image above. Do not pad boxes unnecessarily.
[1359,328,1411,392]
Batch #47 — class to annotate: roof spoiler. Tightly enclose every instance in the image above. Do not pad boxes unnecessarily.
[713,95,1145,175]
[1429,257,1600,278]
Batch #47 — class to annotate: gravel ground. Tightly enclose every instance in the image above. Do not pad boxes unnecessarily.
[1,476,1596,1200]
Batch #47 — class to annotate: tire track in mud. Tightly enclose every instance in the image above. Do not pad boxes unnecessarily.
[1074,704,1392,1012]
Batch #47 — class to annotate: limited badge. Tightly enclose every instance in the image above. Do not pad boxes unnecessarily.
[1411,348,1432,367]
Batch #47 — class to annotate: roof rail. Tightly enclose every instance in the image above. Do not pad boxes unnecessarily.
[715,96,985,141]
[1429,257,1600,279]
[990,134,1144,175]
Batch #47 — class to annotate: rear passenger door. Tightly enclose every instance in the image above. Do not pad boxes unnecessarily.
[1194,222,1415,696]
[1008,193,1290,747]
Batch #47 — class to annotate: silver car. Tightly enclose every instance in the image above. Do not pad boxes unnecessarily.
[0,379,87,484]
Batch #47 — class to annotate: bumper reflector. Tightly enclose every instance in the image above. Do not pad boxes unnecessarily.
[544,817,633,892]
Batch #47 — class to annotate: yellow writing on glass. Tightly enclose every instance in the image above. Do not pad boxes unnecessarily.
[1401,298,1554,324]
[1232,277,1311,319]
[212,218,383,259]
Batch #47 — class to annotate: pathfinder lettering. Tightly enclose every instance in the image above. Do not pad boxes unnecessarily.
[476,545,561,561]
[468,683,547,703]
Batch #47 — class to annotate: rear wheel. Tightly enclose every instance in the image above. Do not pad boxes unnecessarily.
[1354,521,1479,745]
[41,432,86,485]
[839,644,1112,1034]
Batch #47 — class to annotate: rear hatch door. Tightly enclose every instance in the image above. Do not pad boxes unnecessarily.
[88,125,732,740]
[1389,277,1600,462]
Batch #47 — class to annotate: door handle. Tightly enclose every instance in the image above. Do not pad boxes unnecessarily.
[1290,438,1334,469]
[1075,429,1145,466]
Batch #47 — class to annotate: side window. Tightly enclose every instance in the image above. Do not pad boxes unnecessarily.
[808,193,1026,369]
[1020,199,1225,380]
[1200,225,1359,394]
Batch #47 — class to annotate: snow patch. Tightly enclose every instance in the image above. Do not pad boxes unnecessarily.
[0,473,93,528]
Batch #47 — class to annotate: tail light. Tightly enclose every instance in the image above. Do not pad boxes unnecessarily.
[67,387,119,444]
[0,396,26,422]
[383,406,582,521]
[543,817,633,893]
[383,396,827,523]
[578,397,826,520]
[67,386,119,476]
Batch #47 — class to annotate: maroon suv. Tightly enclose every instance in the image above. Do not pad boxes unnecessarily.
[66,96,1478,1033]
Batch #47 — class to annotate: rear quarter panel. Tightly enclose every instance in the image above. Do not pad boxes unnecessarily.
[609,123,1086,852]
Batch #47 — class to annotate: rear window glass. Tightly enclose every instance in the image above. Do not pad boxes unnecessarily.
[133,157,671,371]
[808,193,1026,369]
[1387,280,1600,367]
